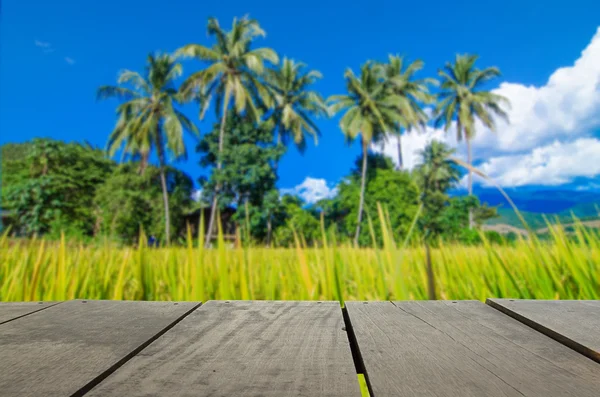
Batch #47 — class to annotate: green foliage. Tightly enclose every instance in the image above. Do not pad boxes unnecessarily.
[321,153,420,246]
[414,140,461,240]
[1,139,194,244]
[198,112,284,243]
[198,112,283,208]
[1,142,33,164]
[440,196,498,239]
[94,165,157,243]
[273,195,321,246]
[94,163,194,244]
[412,140,500,244]
[2,139,113,236]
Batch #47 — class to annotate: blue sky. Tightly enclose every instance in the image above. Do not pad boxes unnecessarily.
[2,0,600,203]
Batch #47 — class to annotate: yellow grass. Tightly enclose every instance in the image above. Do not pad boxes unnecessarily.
[1,220,599,302]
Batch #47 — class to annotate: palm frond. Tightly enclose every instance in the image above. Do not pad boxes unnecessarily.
[117,70,151,93]
[174,44,221,61]
[97,86,139,101]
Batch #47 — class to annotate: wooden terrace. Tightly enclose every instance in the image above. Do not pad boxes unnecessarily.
[0,299,599,396]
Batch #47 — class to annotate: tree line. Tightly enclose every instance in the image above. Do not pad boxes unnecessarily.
[1,15,510,247]
[0,137,499,247]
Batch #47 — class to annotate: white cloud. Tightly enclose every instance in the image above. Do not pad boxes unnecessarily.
[375,26,600,188]
[281,177,338,204]
[191,189,203,202]
[475,27,600,153]
[34,40,51,48]
[35,39,55,54]
[373,126,452,170]
[65,57,76,65]
[477,138,600,187]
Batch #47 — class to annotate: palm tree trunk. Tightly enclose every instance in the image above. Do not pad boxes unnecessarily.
[266,215,273,247]
[266,128,282,248]
[425,238,436,300]
[396,132,403,170]
[273,127,283,173]
[159,166,170,245]
[467,136,474,229]
[205,90,231,248]
[156,143,171,246]
[139,152,149,175]
[354,144,368,246]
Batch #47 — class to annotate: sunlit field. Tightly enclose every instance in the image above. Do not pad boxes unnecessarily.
[1,218,599,303]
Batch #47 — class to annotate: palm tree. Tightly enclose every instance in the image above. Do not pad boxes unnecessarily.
[434,54,509,228]
[263,58,328,246]
[415,140,461,193]
[98,54,199,245]
[265,57,329,156]
[414,140,460,299]
[382,55,435,170]
[328,62,403,246]
[175,16,279,247]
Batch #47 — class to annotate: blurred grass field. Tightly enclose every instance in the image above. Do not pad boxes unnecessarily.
[1,215,599,303]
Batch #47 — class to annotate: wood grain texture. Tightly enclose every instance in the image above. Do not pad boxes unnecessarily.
[0,301,61,325]
[87,300,361,397]
[346,300,600,397]
[0,299,200,397]
[487,298,600,363]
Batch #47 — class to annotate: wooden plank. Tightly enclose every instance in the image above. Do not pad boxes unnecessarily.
[0,301,61,325]
[346,300,600,397]
[487,298,600,362]
[87,300,362,397]
[0,299,200,397]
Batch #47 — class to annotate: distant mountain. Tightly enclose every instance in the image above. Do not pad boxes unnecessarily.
[451,187,600,211]
[476,189,600,213]
[487,203,600,229]
[449,187,600,229]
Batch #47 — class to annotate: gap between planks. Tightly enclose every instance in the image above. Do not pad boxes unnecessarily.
[0,301,64,325]
[72,301,202,397]
[342,305,375,397]
[485,298,600,364]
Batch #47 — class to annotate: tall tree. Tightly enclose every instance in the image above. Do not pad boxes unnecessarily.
[382,55,435,170]
[434,54,509,228]
[414,140,460,299]
[97,54,199,245]
[265,57,329,155]
[331,153,419,246]
[197,112,283,243]
[328,62,404,245]
[263,58,328,242]
[175,16,279,247]
[2,139,113,237]
[94,163,194,244]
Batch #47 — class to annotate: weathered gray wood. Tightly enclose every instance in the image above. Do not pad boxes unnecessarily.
[87,300,361,397]
[487,298,600,362]
[0,301,61,325]
[346,300,600,397]
[0,299,200,396]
